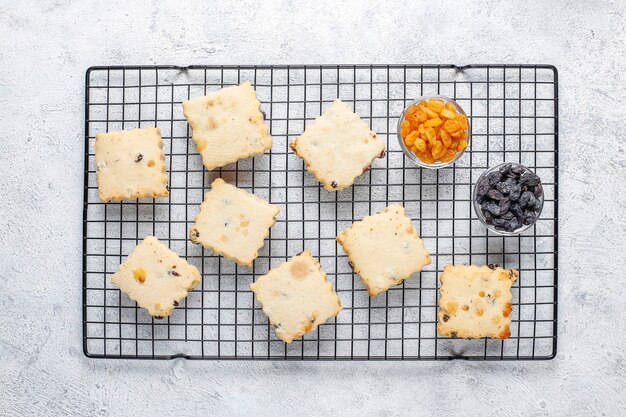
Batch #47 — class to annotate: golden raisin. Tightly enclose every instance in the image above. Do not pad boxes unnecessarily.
[440,108,457,119]
[450,129,463,139]
[424,127,437,145]
[424,117,442,128]
[424,107,439,119]
[414,138,427,152]
[440,130,452,148]
[457,140,468,151]
[457,114,469,130]
[404,131,418,147]
[427,99,444,113]
[133,268,146,283]
[440,149,457,162]
[416,107,428,122]
[416,150,435,164]
[444,119,461,133]
[432,141,443,159]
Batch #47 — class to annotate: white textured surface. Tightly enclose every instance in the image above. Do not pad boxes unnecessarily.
[0,1,625,416]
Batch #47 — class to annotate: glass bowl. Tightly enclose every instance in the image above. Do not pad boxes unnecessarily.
[473,162,544,236]
[397,95,470,169]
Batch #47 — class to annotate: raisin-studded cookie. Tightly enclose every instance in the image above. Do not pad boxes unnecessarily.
[250,250,342,343]
[290,99,385,191]
[111,236,201,318]
[437,264,519,339]
[336,204,431,297]
[189,178,279,267]
[182,82,272,170]
[95,127,168,202]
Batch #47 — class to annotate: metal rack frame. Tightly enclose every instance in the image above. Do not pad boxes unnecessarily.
[83,65,558,360]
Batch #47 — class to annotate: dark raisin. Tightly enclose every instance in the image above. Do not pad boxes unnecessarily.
[442,314,450,322]
[497,177,517,195]
[476,176,490,196]
[499,198,510,214]
[487,189,504,200]
[330,181,338,189]
[533,183,543,198]
[488,263,498,269]
[509,184,522,201]
[523,210,537,225]
[498,163,512,176]
[476,195,485,205]
[510,203,523,218]
[135,154,143,163]
[526,193,536,208]
[511,164,525,176]
[173,301,179,307]
[260,109,266,120]
[492,218,509,227]
[484,202,501,216]
[487,171,502,187]
[379,150,386,158]
[519,191,532,208]
[169,270,180,277]
[521,172,540,187]
[154,316,164,320]
[508,218,521,232]
[190,229,200,239]
[484,211,494,224]
[534,198,542,211]
[501,211,514,221]
[165,185,170,192]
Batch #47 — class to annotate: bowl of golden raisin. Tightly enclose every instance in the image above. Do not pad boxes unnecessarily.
[397,96,470,169]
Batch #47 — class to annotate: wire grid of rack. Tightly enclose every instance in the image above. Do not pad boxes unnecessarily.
[83,64,558,360]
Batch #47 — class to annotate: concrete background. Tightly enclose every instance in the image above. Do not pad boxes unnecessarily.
[0,0,625,416]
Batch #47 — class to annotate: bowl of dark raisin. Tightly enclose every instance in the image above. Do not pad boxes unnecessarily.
[473,162,543,235]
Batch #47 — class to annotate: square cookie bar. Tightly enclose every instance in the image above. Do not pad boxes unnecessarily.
[336,204,431,297]
[250,250,342,343]
[182,82,272,170]
[189,178,280,267]
[290,99,385,191]
[95,127,169,202]
[111,236,201,318]
[437,265,519,339]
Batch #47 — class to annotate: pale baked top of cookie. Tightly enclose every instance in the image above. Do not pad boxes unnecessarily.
[437,264,518,339]
[190,178,279,267]
[111,236,201,318]
[336,204,431,297]
[290,99,385,191]
[250,250,342,343]
[95,127,169,202]
[182,82,272,170]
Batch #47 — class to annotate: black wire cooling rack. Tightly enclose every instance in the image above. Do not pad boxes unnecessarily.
[83,64,558,360]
